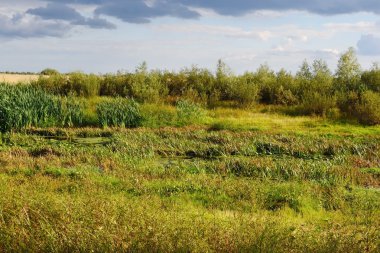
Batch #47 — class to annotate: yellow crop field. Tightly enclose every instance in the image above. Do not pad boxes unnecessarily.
[0,74,39,84]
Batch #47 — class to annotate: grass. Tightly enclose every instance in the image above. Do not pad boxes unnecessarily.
[207,108,380,135]
[0,120,379,252]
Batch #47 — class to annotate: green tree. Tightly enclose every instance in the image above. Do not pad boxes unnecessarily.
[255,64,276,104]
[361,62,380,92]
[296,60,312,80]
[215,59,233,100]
[335,47,362,91]
[40,68,60,75]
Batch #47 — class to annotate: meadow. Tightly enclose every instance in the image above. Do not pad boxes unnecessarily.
[0,98,379,252]
[0,48,379,252]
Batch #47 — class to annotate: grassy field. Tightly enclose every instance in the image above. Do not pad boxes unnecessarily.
[0,109,379,252]
[0,74,39,84]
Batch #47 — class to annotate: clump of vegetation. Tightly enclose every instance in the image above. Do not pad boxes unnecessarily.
[40,68,60,75]
[0,84,83,132]
[96,98,142,128]
[356,91,380,125]
[176,99,204,125]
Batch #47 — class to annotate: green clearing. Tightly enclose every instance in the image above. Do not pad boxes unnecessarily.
[0,110,379,252]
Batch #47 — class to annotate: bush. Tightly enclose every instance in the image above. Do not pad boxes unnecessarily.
[96,98,142,128]
[99,73,130,97]
[356,91,380,125]
[300,92,337,116]
[129,64,168,103]
[33,72,101,97]
[336,91,360,118]
[33,74,68,95]
[67,72,100,97]
[361,67,380,92]
[40,68,60,75]
[230,75,260,107]
[176,100,204,125]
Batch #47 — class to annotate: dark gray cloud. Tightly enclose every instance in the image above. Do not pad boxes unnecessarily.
[2,0,380,39]
[94,1,200,24]
[27,3,116,29]
[40,0,380,19]
[180,0,380,16]
[357,34,380,55]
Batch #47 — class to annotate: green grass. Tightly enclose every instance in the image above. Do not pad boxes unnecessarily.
[0,119,379,252]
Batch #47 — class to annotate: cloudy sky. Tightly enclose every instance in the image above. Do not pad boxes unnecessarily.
[1,0,380,74]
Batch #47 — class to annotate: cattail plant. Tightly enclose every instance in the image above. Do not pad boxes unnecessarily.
[96,98,142,128]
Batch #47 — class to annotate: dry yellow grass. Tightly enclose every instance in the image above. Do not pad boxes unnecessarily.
[0,74,39,84]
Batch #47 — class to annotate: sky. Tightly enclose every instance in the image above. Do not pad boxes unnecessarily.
[1,0,380,74]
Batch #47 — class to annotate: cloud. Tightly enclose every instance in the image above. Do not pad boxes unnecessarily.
[180,0,380,16]
[0,13,69,38]
[94,1,200,24]
[357,34,380,55]
[154,24,273,40]
[36,0,380,24]
[324,21,377,33]
[27,3,116,29]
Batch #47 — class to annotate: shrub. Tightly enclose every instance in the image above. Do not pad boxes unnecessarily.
[356,91,380,125]
[99,73,131,97]
[33,74,68,95]
[336,91,360,118]
[96,98,142,128]
[300,92,337,116]
[361,67,380,92]
[40,68,60,75]
[67,72,100,97]
[129,64,168,103]
[230,75,260,107]
[33,72,100,97]
[176,100,204,125]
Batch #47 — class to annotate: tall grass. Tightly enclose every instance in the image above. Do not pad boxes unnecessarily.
[0,84,83,132]
[96,98,142,128]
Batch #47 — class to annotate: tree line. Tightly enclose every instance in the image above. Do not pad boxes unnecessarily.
[34,48,380,125]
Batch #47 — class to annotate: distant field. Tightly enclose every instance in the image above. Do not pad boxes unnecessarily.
[0,73,39,84]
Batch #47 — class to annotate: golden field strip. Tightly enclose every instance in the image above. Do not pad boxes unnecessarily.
[0,74,39,84]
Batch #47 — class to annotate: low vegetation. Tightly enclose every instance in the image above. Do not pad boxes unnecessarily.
[0,47,379,252]
[0,124,379,252]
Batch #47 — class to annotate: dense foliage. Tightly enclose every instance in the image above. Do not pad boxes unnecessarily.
[96,98,142,128]
[0,85,83,132]
[29,48,380,125]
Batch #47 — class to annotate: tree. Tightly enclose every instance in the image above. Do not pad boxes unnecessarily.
[215,59,233,100]
[311,59,333,93]
[296,60,312,80]
[40,68,59,75]
[361,62,380,92]
[335,47,362,91]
